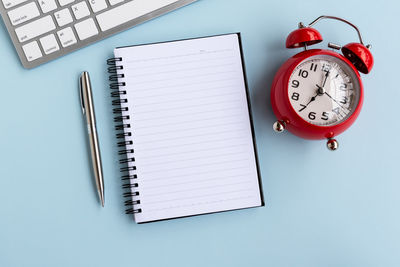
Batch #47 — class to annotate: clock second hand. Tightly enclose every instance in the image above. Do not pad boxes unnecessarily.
[324,91,350,113]
[315,83,349,113]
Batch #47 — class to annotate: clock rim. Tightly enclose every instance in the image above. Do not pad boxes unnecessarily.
[271,49,364,140]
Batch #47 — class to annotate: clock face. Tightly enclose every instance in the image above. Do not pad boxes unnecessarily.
[288,54,361,126]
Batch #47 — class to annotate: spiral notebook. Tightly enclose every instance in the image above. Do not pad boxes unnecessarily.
[108,33,264,223]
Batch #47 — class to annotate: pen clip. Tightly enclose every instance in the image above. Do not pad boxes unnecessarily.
[79,72,87,115]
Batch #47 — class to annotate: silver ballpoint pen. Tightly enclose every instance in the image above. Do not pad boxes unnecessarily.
[79,71,105,207]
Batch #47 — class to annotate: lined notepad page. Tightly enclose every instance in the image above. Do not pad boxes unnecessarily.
[115,34,263,223]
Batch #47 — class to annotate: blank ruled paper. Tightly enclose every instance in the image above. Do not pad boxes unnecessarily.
[114,34,263,223]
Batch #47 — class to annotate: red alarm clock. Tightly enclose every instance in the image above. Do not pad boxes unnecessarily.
[271,16,373,150]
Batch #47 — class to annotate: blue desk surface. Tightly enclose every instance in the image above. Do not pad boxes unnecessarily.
[1,1,399,266]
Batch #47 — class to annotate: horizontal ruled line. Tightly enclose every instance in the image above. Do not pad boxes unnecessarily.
[132,84,237,100]
[141,172,253,190]
[139,150,248,169]
[129,77,239,92]
[143,180,252,198]
[134,120,244,137]
[132,90,241,107]
[142,188,254,205]
[141,158,250,175]
[125,48,233,64]
[126,70,237,86]
[135,128,247,145]
[138,141,248,160]
[132,99,242,117]
[125,56,236,71]
[140,165,248,184]
[128,62,236,78]
[133,109,243,129]
[144,195,255,212]
[133,135,249,152]
[132,107,242,124]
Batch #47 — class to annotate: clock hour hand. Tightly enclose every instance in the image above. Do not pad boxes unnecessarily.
[299,92,319,112]
[305,95,317,106]
[299,83,326,112]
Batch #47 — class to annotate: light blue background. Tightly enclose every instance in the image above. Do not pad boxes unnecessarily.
[0,0,399,266]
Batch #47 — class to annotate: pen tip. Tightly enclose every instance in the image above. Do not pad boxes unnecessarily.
[100,194,105,207]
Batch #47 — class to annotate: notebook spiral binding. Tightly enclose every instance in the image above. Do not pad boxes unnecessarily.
[107,57,142,215]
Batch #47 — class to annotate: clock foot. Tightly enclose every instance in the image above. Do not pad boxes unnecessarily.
[273,120,286,133]
[327,138,339,151]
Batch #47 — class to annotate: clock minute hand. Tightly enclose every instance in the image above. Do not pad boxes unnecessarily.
[322,70,330,88]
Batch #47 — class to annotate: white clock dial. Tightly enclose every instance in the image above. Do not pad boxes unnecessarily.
[288,54,361,126]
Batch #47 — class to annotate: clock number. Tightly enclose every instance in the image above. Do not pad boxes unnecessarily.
[298,69,309,78]
[340,96,348,104]
[332,107,340,115]
[291,80,300,88]
[322,64,331,72]
[339,84,347,91]
[310,63,318,72]
[298,104,307,112]
[321,112,329,121]
[291,92,300,101]
[308,112,316,120]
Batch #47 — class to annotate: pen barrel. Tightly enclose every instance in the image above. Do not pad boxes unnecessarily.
[88,124,104,205]
[80,71,105,206]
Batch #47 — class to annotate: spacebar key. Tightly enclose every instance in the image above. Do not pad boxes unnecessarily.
[96,0,179,32]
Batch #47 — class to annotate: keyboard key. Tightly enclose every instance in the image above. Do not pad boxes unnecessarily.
[97,0,179,32]
[7,2,39,26]
[71,1,90,20]
[88,0,107,12]
[15,15,56,43]
[58,0,74,6]
[40,34,60,54]
[1,0,27,9]
[74,18,99,40]
[54,8,73,27]
[108,0,123,6]
[57,27,77,47]
[22,41,42,61]
[38,0,57,13]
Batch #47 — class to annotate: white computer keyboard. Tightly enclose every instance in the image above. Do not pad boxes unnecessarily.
[0,0,198,68]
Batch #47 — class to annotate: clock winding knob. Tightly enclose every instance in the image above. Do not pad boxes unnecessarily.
[327,138,339,151]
